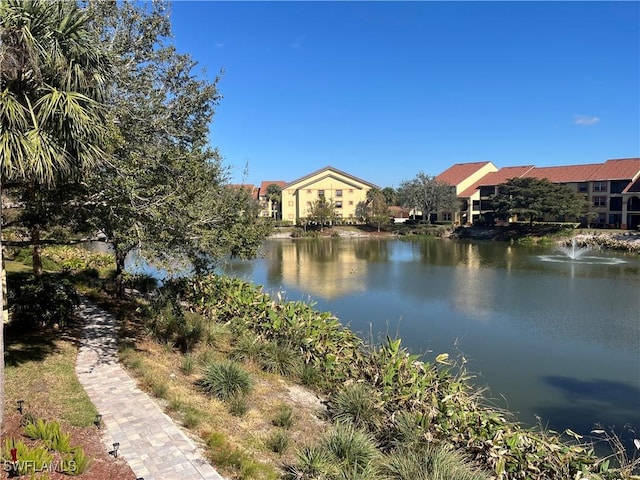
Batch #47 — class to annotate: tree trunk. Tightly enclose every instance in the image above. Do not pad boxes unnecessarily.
[32,224,43,277]
[114,247,127,298]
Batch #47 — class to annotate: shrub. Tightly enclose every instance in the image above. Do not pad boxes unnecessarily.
[227,394,249,417]
[272,404,295,429]
[284,445,338,480]
[231,334,268,363]
[328,382,382,432]
[258,342,303,377]
[63,447,92,476]
[201,361,253,401]
[122,272,158,293]
[181,353,196,375]
[8,276,79,329]
[1,438,53,475]
[266,429,290,455]
[321,422,380,473]
[382,444,491,480]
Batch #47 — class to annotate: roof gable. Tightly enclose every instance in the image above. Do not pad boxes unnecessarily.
[477,166,535,186]
[284,166,378,190]
[588,158,640,181]
[436,161,494,185]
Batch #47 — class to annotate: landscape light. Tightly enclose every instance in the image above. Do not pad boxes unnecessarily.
[94,414,102,428]
[112,442,120,458]
[16,400,24,414]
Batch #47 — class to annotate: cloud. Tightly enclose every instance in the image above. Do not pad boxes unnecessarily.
[215,42,224,48]
[573,115,600,126]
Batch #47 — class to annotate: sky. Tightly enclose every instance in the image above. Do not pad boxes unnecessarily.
[167,1,640,188]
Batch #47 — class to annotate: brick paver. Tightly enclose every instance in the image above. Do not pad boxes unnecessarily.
[75,300,225,480]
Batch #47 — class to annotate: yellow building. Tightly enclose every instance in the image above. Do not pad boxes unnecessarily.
[281,166,378,225]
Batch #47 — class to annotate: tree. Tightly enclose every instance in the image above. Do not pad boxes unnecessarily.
[490,177,589,226]
[82,0,271,294]
[266,183,282,220]
[382,187,398,206]
[306,197,336,230]
[0,0,111,427]
[365,188,390,232]
[397,172,458,225]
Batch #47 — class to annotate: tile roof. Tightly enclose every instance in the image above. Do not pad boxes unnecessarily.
[259,180,286,195]
[522,164,601,183]
[476,166,535,186]
[229,184,259,199]
[588,158,640,181]
[458,166,534,198]
[435,161,494,185]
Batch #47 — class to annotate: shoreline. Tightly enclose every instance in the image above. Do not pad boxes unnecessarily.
[268,226,640,252]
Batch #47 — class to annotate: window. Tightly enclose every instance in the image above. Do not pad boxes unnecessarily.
[318,189,325,198]
[593,181,607,192]
[442,212,452,221]
[336,190,343,197]
[593,196,607,207]
[609,213,622,225]
[472,200,480,211]
[479,186,494,197]
[610,197,622,211]
[578,182,588,193]
[335,201,343,208]
[611,180,627,194]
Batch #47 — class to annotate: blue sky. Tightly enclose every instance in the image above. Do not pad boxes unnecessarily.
[168,1,640,188]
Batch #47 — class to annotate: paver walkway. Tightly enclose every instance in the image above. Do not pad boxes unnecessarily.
[75,299,225,480]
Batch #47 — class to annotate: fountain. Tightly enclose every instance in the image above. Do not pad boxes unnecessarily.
[558,237,591,260]
[537,236,625,266]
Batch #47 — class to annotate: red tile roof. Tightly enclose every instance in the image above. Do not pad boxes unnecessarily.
[477,166,535,186]
[259,180,286,196]
[229,184,259,199]
[435,161,494,186]
[588,158,640,181]
[522,164,601,183]
[458,166,534,198]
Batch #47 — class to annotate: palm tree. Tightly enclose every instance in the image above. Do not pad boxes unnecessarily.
[0,0,111,427]
[266,183,282,220]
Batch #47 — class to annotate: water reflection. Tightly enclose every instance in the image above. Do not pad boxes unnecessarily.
[278,239,369,298]
[227,237,640,439]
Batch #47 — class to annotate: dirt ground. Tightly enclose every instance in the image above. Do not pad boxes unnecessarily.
[1,411,136,480]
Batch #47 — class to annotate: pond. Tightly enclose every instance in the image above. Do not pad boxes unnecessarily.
[216,237,640,446]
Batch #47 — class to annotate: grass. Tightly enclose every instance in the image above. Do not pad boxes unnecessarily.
[4,333,97,427]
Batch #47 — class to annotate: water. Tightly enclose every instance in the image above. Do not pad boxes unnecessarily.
[219,237,640,445]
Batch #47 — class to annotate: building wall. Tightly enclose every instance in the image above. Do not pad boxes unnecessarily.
[281,168,374,224]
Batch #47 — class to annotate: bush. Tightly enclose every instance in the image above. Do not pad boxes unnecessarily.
[201,360,253,401]
[8,275,79,330]
[227,394,249,417]
[266,429,290,454]
[122,272,158,293]
[328,382,382,432]
[272,404,295,429]
[383,444,491,480]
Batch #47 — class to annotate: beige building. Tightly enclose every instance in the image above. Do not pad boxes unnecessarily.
[281,166,378,225]
[437,157,640,229]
